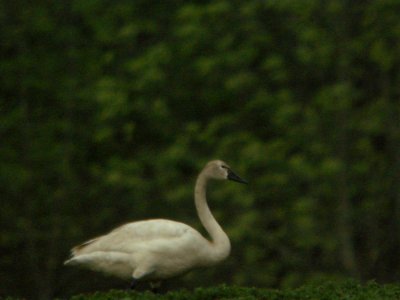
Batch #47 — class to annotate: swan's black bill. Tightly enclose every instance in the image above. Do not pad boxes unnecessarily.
[227,169,248,184]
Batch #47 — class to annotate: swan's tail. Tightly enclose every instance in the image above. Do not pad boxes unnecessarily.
[70,237,99,255]
[64,258,76,266]
[64,255,91,266]
[63,252,134,279]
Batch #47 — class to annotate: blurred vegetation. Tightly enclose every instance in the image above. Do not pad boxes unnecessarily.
[33,282,400,300]
[1,0,400,299]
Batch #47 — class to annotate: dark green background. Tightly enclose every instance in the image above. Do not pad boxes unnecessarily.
[1,0,399,299]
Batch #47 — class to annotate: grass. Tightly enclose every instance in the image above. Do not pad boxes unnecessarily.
[65,281,400,300]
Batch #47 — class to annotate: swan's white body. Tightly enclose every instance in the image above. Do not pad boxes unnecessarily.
[64,160,246,283]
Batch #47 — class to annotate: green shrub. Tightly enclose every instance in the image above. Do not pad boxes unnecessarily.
[64,281,400,300]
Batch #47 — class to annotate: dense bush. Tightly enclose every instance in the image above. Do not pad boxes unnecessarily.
[1,0,400,299]
[66,282,400,300]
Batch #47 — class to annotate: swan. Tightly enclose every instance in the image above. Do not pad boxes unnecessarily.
[64,160,247,288]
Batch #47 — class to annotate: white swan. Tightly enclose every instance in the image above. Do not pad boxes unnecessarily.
[64,160,247,288]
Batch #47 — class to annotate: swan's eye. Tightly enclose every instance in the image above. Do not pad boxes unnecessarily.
[221,165,228,169]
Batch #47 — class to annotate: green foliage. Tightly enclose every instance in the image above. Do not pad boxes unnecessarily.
[66,282,400,300]
[1,0,400,299]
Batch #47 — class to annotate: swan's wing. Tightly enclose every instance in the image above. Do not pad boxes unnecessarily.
[70,219,198,256]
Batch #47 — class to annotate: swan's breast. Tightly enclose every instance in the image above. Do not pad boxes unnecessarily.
[141,230,213,278]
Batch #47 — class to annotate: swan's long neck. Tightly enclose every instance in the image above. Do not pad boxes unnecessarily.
[194,172,231,261]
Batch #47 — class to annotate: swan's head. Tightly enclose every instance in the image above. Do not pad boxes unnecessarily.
[204,160,247,184]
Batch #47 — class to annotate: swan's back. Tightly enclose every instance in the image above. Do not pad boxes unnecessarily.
[71,219,202,256]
